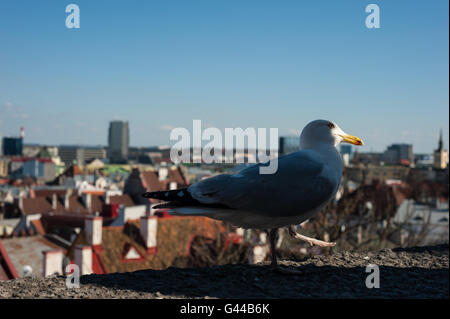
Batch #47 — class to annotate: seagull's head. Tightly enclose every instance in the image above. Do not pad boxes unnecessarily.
[300,119,364,149]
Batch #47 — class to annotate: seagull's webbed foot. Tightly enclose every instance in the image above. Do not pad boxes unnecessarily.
[269,228,302,276]
[271,263,303,275]
[288,226,336,247]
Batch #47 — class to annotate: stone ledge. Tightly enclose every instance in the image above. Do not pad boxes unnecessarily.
[1,244,448,299]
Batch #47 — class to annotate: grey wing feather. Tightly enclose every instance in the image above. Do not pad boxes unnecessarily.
[188,150,336,217]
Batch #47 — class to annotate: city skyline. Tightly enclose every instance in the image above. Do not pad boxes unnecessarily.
[0,0,448,153]
[1,119,447,156]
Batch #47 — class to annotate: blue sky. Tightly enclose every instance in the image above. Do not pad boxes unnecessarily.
[0,0,448,153]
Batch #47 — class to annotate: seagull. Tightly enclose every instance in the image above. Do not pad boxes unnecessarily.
[143,119,364,274]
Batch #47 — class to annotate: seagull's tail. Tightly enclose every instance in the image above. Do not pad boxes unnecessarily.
[143,189,187,201]
[142,188,200,208]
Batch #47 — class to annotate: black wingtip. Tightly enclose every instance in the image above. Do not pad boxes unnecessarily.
[142,192,152,198]
[152,203,173,209]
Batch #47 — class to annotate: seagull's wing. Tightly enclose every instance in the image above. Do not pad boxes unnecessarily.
[188,150,336,217]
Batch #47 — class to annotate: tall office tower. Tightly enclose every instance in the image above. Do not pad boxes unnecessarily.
[108,120,129,163]
[340,144,353,158]
[2,137,23,156]
[2,127,24,156]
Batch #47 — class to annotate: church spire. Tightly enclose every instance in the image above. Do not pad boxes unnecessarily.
[438,128,443,151]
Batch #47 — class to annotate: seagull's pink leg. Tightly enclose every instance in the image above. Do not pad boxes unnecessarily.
[288,226,336,247]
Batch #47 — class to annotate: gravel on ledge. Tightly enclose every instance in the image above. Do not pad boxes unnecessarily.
[1,244,448,299]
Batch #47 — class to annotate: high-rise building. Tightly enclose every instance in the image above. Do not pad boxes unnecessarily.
[382,143,414,166]
[108,120,129,163]
[340,144,353,167]
[2,137,23,156]
[340,145,353,158]
[279,136,299,156]
[433,129,449,169]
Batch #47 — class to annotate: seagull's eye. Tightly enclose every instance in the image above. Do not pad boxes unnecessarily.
[327,123,335,129]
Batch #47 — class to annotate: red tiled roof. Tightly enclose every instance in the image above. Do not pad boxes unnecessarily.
[92,250,107,274]
[21,197,53,215]
[67,216,225,274]
[21,194,96,216]
[109,195,135,207]
[90,195,104,213]
[392,186,407,206]
[81,190,105,196]
[0,239,19,280]
[1,236,65,278]
[33,189,67,198]
[141,168,189,192]
[10,157,33,162]
[141,171,164,191]
[168,167,188,186]
[30,220,46,235]
[10,157,52,163]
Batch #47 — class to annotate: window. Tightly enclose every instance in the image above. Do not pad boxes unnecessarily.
[121,243,145,262]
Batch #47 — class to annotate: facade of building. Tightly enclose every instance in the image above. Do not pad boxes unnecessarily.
[22,158,56,181]
[2,137,23,156]
[0,236,65,279]
[0,158,9,177]
[340,144,353,158]
[58,146,107,167]
[279,136,299,156]
[9,157,27,177]
[345,164,411,184]
[340,144,353,167]
[382,144,414,166]
[108,121,129,163]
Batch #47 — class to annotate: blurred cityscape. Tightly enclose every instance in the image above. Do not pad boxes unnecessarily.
[0,121,448,280]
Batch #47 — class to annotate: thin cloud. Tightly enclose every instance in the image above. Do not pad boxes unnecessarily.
[160,124,176,131]
[2,102,29,119]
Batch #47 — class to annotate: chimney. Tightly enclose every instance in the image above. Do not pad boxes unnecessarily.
[74,245,93,275]
[83,193,92,212]
[104,192,110,204]
[42,249,64,277]
[158,168,168,181]
[18,196,24,212]
[248,244,269,264]
[64,188,73,210]
[51,193,58,210]
[84,216,103,249]
[140,215,158,253]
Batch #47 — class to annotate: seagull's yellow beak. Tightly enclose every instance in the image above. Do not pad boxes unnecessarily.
[340,134,364,146]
